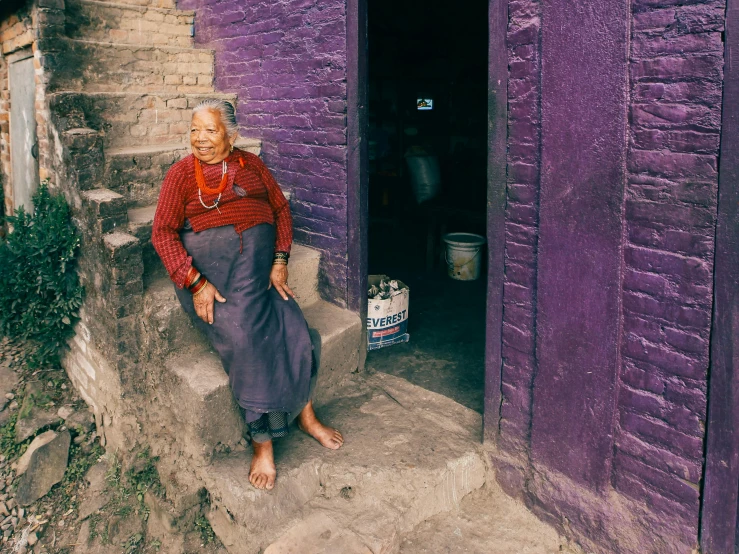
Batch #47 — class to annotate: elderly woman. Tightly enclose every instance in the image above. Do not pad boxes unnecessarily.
[151,99,343,490]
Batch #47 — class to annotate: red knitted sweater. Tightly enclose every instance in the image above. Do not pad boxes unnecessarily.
[151,149,292,288]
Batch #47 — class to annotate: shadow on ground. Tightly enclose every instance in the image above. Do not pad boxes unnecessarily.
[366,269,487,413]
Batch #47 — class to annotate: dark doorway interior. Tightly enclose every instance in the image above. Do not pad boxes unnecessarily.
[365,0,489,412]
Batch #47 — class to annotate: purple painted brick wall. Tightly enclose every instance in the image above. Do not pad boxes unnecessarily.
[179,0,350,305]
[613,0,724,535]
[497,0,542,475]
[494,0,726,551]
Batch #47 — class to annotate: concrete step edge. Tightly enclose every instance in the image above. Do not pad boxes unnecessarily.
[152,342,246,461]
[73,0,195,18]
[63,36,213,56]
[50,91,237,101]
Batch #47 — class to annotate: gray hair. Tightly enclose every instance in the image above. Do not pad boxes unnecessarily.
[192,99,239,138]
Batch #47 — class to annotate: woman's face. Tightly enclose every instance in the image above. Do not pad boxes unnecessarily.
[190,109,233,164]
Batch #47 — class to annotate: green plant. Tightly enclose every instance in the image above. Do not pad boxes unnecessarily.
[124,532,144,553]
[0,182,84,368]
[194,513,216,545]
[18,389,53,420]
[0,412,32,460]
[127,448,165,500]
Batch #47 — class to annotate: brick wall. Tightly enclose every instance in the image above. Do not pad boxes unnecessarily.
[492,0,726,551]
[180,0,350,305]
[65,316,135,451]
[496,0,542,486]
[613,0,724,533]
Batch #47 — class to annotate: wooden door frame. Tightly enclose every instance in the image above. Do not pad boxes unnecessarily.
[484,0,508,443]
[346,0,368,369]
[700,0,739,551]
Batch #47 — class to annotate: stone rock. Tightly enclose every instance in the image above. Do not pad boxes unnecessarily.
[14,430,71,506]
[65,411,95,435]
[14,383,62,443]
[78,460,112,521]
[0,364,18,412]
[57,406,75,420]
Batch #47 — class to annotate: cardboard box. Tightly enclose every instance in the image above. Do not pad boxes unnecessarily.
[367,275,410,351]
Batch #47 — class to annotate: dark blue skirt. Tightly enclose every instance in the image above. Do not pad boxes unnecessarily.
[175,223,314,441]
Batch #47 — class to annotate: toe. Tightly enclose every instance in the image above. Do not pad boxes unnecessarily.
[266,478,275,490]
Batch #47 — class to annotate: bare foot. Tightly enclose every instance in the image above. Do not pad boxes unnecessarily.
[297,400,344,450]
[249,439,276,490]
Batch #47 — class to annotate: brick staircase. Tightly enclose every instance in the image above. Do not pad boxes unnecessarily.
[50,1,487,552]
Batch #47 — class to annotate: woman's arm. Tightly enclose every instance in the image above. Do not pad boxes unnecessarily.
[151,163,194,289]
[152,162,226,323]
[250,156,295,300]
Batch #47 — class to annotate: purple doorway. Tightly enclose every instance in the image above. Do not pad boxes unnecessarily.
[352,0,494,415]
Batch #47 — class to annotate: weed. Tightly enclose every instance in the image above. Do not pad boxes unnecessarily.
[18,389,53,420]
[57,442,106,512]
[0,412,30,460]
[127,447,165,500]
[194,514,216,545]
[124,532,144,553]
[88,513,104,543]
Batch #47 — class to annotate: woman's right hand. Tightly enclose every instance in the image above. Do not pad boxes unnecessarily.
[193,282,226,324]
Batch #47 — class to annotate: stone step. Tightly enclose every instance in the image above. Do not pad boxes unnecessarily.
[197,372,486,554]
[49,38,214,94]
[152,344,246,463]
[106,138,262,207]
[144,282,361,462]
[134,223,321,308]
[49,92,238,150]
[66,0,194,48]
[104,0,175,8]
[302,300,362,405]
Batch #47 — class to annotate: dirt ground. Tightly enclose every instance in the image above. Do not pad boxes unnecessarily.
[0,337,226,554]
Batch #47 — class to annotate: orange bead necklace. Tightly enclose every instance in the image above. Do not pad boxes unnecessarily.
[194,157,229,195]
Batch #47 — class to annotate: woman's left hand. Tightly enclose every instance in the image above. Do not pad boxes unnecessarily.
[269,264,295,300]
